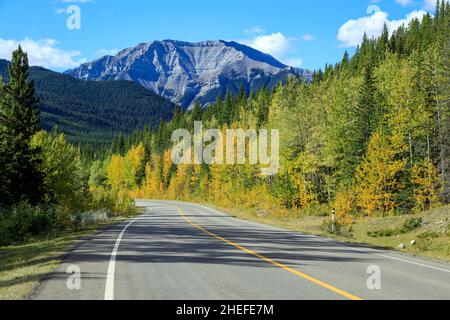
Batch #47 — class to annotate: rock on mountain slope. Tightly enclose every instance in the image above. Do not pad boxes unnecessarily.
[66,40,312,108]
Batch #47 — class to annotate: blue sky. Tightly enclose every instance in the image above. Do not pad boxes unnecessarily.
[0,0,440,71]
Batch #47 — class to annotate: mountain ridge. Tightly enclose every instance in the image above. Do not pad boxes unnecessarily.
[66,39,312,108]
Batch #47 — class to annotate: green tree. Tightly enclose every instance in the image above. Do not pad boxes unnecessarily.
[31,130,84,210]
[0,46,44,206]
[353,61,379,163]
[136,139,152,187]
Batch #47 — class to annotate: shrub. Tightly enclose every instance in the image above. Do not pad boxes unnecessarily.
[401,217,423,233]
[321,219,353,238]
[417,231,440,240]
[80,209,113,225]
[368,217,423,238]
[0,202,51,244]
[367,229,397,238]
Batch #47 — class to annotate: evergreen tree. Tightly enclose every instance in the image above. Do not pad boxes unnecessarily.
[0,78,9,204]
[118,133,126,156]
[191,102,203,124]
[136,139,152,187]
[376,23,389,62]
[223,91,233,125]
[351,60,379,165]
[341,51,349,69]
[0,46,44,206]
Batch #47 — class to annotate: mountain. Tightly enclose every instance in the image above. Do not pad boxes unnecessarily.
[66,40,312,108]
[0,59,175,144]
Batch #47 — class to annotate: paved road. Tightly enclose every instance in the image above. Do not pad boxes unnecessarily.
[34,200,450,300]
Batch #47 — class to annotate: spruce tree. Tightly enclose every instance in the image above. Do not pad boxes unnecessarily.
[0,46,44,206]
[352,60,379,161]
[0,78,10,204]
[377,23,389,62]
[136,139,152,187]
[223,91,233,125]
[341,51,349,69]
[191,102,202,124]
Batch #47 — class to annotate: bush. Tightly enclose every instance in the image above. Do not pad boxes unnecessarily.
[417,231,440,240]
[0,202,51,244]
[321,219,353,238]
[401,217,423,233]
[368,217,423,238]
[71,209,113,228]
[367,229,397,237]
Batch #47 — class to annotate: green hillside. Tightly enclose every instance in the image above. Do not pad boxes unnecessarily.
[0,59,175,144]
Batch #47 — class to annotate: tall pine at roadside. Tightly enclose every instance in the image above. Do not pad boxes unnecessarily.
[0,46,44,206]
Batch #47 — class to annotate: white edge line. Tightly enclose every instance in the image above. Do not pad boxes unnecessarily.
[186,203,450,274]
[134,201,450,274]
[104,208,152,300]
[324,239,450,274]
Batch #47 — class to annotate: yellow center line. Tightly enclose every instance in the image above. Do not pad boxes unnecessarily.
[177,207,363,301]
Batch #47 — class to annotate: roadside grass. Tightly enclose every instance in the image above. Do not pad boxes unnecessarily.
[0,217,133,300]
[203,203,450,263]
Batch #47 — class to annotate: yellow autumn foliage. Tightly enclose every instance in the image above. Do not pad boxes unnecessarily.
[355,130,406,216]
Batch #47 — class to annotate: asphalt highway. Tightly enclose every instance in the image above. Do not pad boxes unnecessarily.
[34,200,450,300]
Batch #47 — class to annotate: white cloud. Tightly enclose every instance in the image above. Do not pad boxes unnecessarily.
[424,0,437,10]
[396,0,413,6]
[95,48,119,57]
[0,38,85,69]
[283,58,303,67]
[240,32,293,59]
[423,0,449,10]
[337,7,427,47]
[367,5,381,14]
[301,34,315,41]
[238,30,305,67]
[244,26,266,35]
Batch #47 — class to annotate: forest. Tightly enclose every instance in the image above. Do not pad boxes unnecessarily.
[0,1,449,244]
[99,2,449,226]
[0,59,175,145]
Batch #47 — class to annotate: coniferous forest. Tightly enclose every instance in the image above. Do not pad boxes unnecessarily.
[0,2,449,249]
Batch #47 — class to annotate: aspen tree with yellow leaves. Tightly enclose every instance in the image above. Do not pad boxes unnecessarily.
[411,157,441,211]
[354,130,406,215]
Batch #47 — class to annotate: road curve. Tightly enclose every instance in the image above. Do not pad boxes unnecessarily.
[34,200,450,300]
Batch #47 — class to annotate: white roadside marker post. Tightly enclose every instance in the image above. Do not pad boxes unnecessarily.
[332,208,336,233]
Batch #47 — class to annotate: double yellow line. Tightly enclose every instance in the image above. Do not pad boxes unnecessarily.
[177,207,363,301]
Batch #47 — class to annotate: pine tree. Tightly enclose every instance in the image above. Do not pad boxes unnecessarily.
[214,92,223,124]
[117,133,126,156]
[0,79,9,203]
[223,91,233,125]
[341,51,349,69]
[348,60,379,174]
[191,102,202,124]
[376,23,389,62]
[0,46,44,206]
[136,139,152,187]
